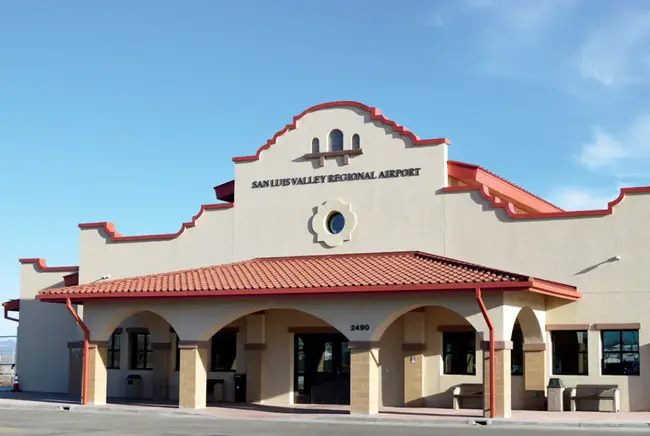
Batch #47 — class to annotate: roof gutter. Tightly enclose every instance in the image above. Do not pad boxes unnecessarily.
[65,298,89,406]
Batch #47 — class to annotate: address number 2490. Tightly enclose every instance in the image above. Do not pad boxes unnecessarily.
[350,324,370,331]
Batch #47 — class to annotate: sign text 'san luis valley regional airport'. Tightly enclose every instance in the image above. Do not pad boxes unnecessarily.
[251,167,422,189]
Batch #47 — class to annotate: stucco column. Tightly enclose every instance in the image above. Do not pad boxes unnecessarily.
[349,342,380,415]
[481,340,512,418]
[522,343,547,410]
[152,342,171,401]
[245,313,266,403]
[87,341,108,406]
[402,310,425,407]
[178,341,208,409]
[244,344,265,403]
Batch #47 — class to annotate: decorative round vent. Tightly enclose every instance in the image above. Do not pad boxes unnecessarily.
[311,199,357,247]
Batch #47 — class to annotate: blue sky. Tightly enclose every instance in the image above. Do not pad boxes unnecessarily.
[1,0,650,336]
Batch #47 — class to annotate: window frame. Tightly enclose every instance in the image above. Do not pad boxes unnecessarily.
[129,332,153,370]
[351,134,360,149]
[107,332,121,370]
[175,334,181,371]
[210,331,237,372]
[510,327,524,376]
[442,331,476,376]
[601,329,640,376]
[328,129,344,152]
[551,330,589,376]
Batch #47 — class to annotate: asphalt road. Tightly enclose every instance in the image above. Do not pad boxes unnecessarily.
[0,408,646,436]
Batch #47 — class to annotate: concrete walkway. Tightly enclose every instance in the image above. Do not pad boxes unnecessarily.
[0,392,648,429]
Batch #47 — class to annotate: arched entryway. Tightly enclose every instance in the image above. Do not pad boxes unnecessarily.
[376,304,485,410]
[190,308,350,407]
[70,309,180,406]
[509,306,545,410]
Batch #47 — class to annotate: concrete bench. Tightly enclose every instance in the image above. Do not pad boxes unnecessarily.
[452,383,483,410]
[568,384,620,412]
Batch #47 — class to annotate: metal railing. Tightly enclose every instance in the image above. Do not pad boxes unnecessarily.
[0,336,16,389]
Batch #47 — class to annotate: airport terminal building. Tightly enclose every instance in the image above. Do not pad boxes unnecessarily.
[3,101,647,418]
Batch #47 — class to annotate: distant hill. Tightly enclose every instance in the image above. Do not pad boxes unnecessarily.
[0,339,15,348]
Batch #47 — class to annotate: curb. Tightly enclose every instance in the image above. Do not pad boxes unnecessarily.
[0,402,649,430]
[485,418,650,430]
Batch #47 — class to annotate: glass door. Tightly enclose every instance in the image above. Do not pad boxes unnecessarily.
[294,333,350,405]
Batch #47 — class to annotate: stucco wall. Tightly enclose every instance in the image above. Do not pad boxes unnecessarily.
[17,264,80,393]
[232,106,448,261]
[78,207,234,284]
[20,104,650,410]
[443,190,650,410]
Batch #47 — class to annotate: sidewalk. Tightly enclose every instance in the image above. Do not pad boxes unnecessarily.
[0,392,648,430]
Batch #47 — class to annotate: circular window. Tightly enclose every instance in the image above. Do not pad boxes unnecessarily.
[327,212,345,234]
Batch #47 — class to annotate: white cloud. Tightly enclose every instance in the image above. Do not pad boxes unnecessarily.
[463,0,579,44]
[579,115,650,176]
[429,1,650,93]
[579,10,650,87]
[548,187,617,211]
[436,0,581,82]
[579,129,628,170]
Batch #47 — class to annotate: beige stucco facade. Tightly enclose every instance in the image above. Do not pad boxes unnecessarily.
[10,102,648,416]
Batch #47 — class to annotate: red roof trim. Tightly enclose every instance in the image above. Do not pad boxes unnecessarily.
[448,160,563,213]
[78,203,234,242]
[232,101,450,163]
[19,258,79,272]
[529,279,580,301]
[37,281,534,304]
[442,184,650,220]
[2,299,19,312]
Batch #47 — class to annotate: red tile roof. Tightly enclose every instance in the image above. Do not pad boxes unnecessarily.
[37,251,579,302]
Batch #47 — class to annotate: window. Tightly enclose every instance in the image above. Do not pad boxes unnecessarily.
[210,331,237,372]
[443,332,476,375]
[174,334,181,371]
[511,328,523,376]
[326,212,345,234]
[311,138,320,154]
[329,129,344,152]
[129,332,152,370]
[352,134,360,149]
[602,330,639,376]
[107,333,121,369]
[552,330,588,375]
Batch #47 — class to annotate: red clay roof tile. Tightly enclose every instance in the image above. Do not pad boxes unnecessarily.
[36,251,579,301]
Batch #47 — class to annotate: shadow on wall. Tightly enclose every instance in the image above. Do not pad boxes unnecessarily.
[626,343,649,412]
[412,386,461,409]
[573,257,620,276]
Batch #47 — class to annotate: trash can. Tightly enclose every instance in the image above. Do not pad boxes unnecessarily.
[547,378,564,412]
[125,374,144,400]
[234,373,246,403]
[213,379,225,402]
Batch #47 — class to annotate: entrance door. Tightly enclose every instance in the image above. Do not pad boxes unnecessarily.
[294,333,350,405]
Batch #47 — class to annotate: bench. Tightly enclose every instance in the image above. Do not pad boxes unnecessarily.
[568,384,620,412]
[452,383,483,410]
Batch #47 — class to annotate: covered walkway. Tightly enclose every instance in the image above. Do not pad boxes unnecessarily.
[34,251,581,418]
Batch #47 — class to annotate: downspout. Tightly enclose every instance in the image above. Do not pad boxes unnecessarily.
[3,307,19,323]
[475,287,495,419]
[65,298,89,406]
